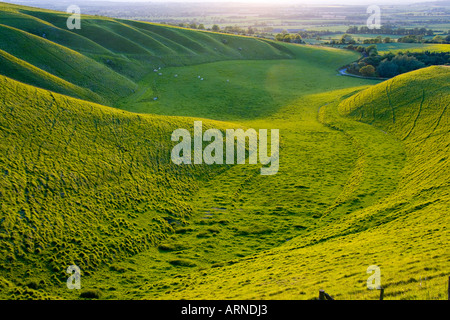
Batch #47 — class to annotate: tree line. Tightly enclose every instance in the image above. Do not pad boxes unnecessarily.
[346,25,434,36]
[330,33,450,45]
[345,45,450,78]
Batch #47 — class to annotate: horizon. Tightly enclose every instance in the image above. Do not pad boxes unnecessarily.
[3,0,448,5]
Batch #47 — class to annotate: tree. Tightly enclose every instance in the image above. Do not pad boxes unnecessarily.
[189,23,197,29]
[212,24,220,32]
[346,26,359,34]
[360,26,369,34]
[445,35,450,44]
[347,62,360,74]
[198,24,205,30]
[341,34,355,44]
[361,55,382,68]
[292,34,303,43]
[359,65,376,77]
[392,54,425,73]
[376,59,399,78]
[398,35,418,43]
[366,44,378,56]
[432,35,444,43]
[275,33,284,41]
[282,34,293,43]
[384,37,392,43]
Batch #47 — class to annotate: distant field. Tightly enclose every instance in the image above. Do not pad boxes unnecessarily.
[327,42,450,54]
[374,43,450,54]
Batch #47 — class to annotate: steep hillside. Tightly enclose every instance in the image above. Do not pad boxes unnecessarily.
[339,66,449,202]
[0,75,234,299]
[0,48,106,104]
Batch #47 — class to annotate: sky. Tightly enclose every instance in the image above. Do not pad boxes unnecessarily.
[98,0,438,3]
[6,0,443,4]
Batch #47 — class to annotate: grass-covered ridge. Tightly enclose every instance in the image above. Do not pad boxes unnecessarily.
[0,75,237,299]
[0,2,293,106]
[339,66,449,209]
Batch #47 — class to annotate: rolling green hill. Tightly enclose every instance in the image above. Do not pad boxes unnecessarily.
[0,2,293,106]
[0,2,448,300]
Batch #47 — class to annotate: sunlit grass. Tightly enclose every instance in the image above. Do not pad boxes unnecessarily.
[0,2,448,300]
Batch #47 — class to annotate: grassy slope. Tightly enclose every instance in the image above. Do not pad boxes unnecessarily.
[82,85,383,301]
[135,67,448,300]
[117,45,362,120]
[0,20,378,298]
[0,75,239,299]
[0,2,448,300]
[0,49,105,104]
[0,2,293,106]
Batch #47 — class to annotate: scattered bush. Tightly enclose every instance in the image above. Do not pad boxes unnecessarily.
[359,65,376,77]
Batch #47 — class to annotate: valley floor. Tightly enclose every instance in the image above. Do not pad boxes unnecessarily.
[54,69,447,300]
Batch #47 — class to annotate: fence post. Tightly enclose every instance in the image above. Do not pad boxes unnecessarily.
[379,288,384,301]
[324,292,334,300]
[319,290,325,300]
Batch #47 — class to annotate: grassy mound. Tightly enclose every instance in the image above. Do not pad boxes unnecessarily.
[0,75,233,298]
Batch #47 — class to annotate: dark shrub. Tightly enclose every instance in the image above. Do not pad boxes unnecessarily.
[80,289,102,299]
